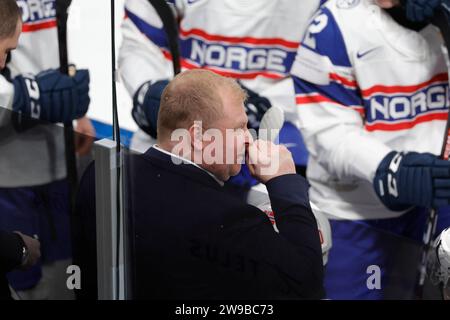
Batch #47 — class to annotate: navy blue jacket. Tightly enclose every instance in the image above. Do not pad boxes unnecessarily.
[127,147,324,299]
[0,231,22,299]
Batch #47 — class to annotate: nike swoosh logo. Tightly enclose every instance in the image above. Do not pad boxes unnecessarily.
[356,47,379,59]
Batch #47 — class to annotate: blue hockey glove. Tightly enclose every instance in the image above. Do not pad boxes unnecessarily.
[400,0,447,22]
[132,80,169,139]
[374,151,450,211]
[240,84,272,132]
[12,69,90,123]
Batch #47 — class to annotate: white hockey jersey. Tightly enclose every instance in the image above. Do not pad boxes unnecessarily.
[119,0,322,151]
[0,0,66,187]
[291,0,449,220]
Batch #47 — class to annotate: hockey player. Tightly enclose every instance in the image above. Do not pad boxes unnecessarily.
[0,0,92,299]
[118,0,323,173]
[0,0,42,301]
[291,0,450,299]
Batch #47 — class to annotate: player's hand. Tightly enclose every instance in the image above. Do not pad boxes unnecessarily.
[374,151,450,210]
[12,68,90,123]
[247,140,296,184]
[75,116,96,156]
[240,83,272,132]
[399,0,444,22]
[132,79,169,139]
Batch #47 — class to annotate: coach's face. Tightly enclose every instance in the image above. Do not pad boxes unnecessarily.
[0,18,21,70]
[206,87,251,182]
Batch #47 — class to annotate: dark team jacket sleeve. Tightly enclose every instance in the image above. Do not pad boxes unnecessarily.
[0,230,23,272]
[266,174,324,298]
[217,174,324,299]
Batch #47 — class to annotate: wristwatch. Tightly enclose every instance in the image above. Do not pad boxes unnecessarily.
[20,244,29,267]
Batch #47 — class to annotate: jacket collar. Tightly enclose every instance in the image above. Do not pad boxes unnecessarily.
[141,147,225,189]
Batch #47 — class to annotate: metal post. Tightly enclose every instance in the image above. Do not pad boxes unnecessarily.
[94,138,129,300]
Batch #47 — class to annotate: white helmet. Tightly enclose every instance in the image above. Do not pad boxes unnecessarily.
[427,227,450,288]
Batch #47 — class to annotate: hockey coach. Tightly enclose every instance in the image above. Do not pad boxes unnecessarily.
[127,69,324,299]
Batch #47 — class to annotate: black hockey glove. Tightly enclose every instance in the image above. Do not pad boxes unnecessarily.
[132,80,169,139]
[400,0,448,22]
[374,151,450,211]
[12,68,90,124]
[240,83,272,132]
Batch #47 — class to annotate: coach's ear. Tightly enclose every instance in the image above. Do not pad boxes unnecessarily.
[189,121,203,152]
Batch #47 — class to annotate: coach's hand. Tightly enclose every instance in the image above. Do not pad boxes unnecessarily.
[247,140,296,184]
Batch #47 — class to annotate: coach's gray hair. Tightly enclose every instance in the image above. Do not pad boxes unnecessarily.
[157,69,246,141]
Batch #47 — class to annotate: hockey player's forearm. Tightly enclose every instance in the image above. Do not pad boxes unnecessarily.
[0,75,14,110]
[0,75,14,128]
[298,104,392,182]
[119,50,169,97]
[118,18,173,96]
[320,129,392,182]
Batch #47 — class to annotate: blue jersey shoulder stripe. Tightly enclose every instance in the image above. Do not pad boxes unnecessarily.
[125,8,169,50]
[293,76,363,108]
[303,7,351,68]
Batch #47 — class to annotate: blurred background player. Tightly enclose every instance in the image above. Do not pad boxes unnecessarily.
[291,0,450,299]
[0,0,41,301]
[0,0,92,299]
[118,0,326,178]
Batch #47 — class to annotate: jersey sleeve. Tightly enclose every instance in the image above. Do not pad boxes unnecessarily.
[0,74,14,110]
[0,74,15,128]
[290,7,391,182]
[118,0,182,97]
